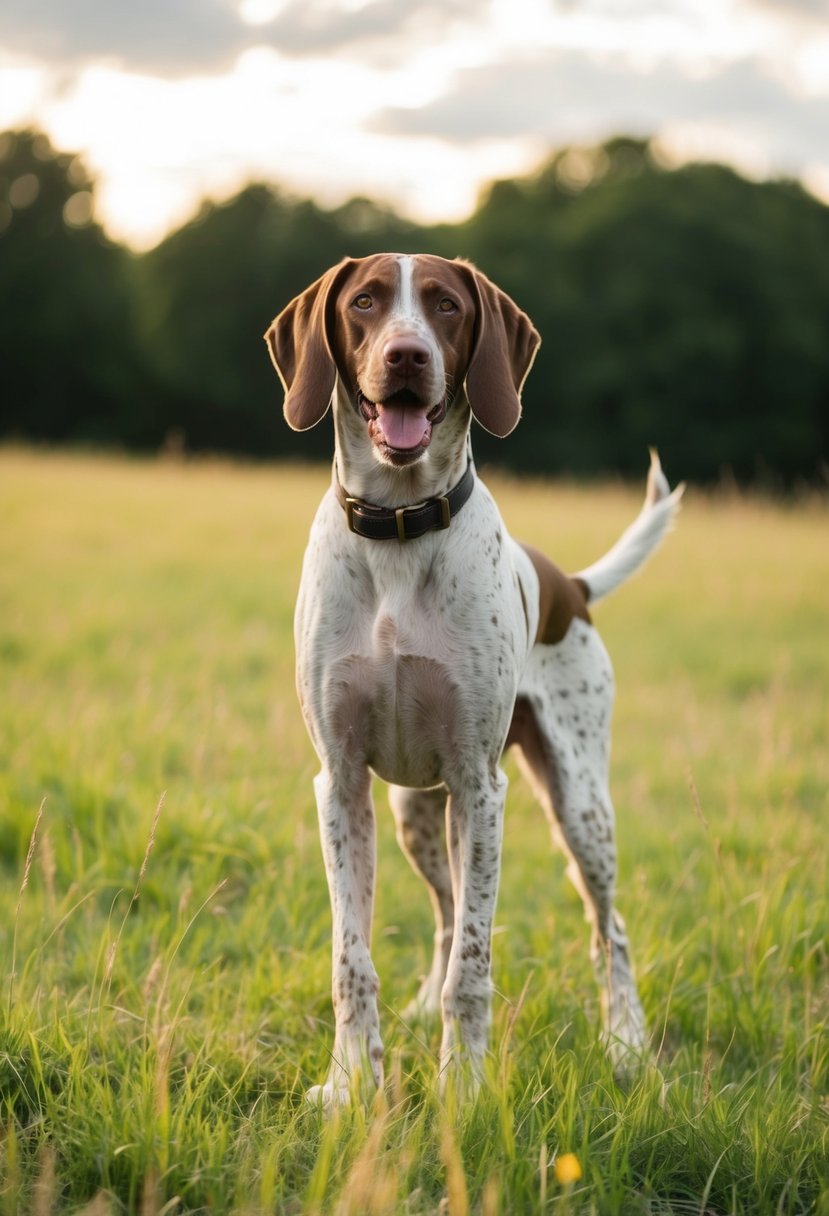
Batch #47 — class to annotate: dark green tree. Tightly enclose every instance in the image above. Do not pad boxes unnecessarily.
[452,139,829,482]
[0,130,156,446]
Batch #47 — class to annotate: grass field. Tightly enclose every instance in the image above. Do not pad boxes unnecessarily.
[1,447,826,1215]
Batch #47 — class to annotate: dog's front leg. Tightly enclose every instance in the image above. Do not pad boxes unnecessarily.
[307,764,383,1108]
[439,765,508,1095]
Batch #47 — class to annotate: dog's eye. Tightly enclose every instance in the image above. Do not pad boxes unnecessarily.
[438,297,458,314]
[353,293,373,311]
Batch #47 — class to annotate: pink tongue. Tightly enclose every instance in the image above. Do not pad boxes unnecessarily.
[376,403,430,450]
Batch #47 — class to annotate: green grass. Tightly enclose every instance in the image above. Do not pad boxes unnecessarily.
[1,447,826,1215]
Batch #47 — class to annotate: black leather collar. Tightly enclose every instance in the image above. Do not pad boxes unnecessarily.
[334,461,475,542]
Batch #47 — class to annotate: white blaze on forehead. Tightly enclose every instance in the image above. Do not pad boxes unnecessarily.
[394,254,426,326]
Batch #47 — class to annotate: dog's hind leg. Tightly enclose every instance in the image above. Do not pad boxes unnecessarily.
[389,784,453,1018]
[509,620,647,1068]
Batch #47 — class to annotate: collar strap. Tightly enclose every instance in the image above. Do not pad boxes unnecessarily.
[334,462,475,542]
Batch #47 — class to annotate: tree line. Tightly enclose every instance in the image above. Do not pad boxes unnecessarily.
[2,128,828,485]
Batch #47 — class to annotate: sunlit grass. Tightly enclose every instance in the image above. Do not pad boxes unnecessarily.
[1,447,826,1214]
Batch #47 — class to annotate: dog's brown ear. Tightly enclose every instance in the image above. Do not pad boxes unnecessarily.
[461,266,541,437]
[264,260,354,431]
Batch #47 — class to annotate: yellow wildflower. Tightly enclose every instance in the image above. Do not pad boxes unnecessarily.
[554,1153,583,1185]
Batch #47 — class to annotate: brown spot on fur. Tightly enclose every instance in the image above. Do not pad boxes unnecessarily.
[520,543,591,645]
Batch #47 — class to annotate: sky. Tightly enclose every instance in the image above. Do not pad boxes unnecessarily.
[1,0,828,250]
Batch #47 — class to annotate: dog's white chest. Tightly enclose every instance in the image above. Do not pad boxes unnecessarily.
[310,600,510,788]
[331,641,462,788]
[295,493,530,789]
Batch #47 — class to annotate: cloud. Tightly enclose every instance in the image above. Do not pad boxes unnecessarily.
[0,0,248,75]
[260,0,481,60]
[370,49,829,177]
[745,0,829,18]
[0,0,484,75]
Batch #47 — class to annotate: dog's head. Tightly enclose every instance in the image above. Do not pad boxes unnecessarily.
[265,254,540,468]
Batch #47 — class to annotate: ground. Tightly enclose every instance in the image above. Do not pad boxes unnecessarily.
[0,448,826,1214]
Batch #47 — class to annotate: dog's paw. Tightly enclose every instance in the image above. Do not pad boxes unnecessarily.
[305,1081,352,1111]
[606,1034,650,1078]
[603,991,650,1078]
[437,1051,484,1106]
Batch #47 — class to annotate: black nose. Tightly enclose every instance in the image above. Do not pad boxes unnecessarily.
[383,337,431,376]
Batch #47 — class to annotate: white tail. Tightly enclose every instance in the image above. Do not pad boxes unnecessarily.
[575,449,684,604]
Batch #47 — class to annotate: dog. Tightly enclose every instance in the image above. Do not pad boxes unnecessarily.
[265,254,682,1105]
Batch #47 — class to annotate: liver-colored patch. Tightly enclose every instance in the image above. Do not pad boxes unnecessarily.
[520,543,591,645]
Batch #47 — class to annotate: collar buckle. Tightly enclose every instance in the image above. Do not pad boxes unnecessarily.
[394,494,449,541]
[344,497,359,534]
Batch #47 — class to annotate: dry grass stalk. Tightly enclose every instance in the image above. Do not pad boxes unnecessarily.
[8,798,46,1011]
[104,792,165,986]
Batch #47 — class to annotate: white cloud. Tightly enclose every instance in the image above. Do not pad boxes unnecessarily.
[0,0,488,74]
[0,56,50,126]
[0,0,248,75]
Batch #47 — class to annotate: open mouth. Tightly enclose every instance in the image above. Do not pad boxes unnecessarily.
[357,387,447,462]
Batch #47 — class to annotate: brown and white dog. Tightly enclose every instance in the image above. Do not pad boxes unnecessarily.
[266,254,682,1106]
